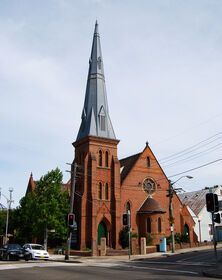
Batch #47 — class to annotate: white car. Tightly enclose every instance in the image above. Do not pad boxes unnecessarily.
[23,243,49,261]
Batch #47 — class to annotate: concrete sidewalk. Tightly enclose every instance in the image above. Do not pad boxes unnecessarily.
[49,244,222,278]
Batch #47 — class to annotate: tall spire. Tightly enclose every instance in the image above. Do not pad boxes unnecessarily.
[76,22,116,142]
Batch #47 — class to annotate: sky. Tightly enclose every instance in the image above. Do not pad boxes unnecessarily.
[0,0,222,207]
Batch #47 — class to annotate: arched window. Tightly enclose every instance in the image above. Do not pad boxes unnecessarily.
[99,150,103,167]
[147,156,151,167]
[105,151,109,167]
[105,183,109,200]
[158,217,162,233]
[147,218,151,233]
[98,182,102,200]
[126,201,131,212]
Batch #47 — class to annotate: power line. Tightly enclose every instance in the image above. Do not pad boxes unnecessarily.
[159,133,221,163]
[163,143,222,168]
[168,159,222,179]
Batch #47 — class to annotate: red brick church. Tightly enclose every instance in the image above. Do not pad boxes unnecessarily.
[70,22,195,250]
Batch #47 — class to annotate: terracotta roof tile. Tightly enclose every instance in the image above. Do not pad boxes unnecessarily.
[137,197,165,214]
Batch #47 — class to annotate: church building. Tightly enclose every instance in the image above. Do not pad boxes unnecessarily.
[71,22,195,250]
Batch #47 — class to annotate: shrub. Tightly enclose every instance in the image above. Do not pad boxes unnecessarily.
[131,232,138,238]
[146,233,153,246]
[119,227,129,249]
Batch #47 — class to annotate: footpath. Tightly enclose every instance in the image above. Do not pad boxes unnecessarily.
[50,244,222,279]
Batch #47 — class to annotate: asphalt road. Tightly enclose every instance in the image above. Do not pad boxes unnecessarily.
[0,248,221,280]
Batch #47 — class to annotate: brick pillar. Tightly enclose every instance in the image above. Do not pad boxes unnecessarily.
[100,237,106,256]
[91,239,97,256]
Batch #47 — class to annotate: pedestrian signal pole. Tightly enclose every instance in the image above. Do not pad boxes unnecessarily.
[128,210,131,260]
[122,211,131,260]
[65,162,77,260]
[206,192,220,262]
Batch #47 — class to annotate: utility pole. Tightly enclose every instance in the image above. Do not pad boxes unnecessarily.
[168,181,175,253]
[65,162,77,260]
[168,176,193,253]
[0,188,14,244]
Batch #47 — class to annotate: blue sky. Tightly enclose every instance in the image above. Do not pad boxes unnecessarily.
[0,0,222,206]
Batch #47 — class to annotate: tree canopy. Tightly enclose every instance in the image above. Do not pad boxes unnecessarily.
[15,168,70,245]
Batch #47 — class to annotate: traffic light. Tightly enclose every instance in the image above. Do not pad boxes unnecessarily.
[214,213,221,224]
[214,194,219,212]
[123,213,128,225]
[206,193,219,212]
[68,213,75,227]
[123,213,130,226]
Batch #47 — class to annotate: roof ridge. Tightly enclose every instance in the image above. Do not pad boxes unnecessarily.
[120,152,142,162]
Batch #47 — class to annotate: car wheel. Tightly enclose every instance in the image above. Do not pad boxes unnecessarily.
[25,253,32,261]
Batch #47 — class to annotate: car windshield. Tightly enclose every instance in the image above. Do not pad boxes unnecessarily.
[7,244,22,250]
[31,245,45,250]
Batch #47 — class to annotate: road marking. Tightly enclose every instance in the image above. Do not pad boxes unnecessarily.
[115,264,199,275]
[133,260,212,267]
[87,263,199,275]
[0,262,85,270]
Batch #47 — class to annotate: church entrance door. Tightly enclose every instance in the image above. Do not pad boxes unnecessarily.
[98,221,107,245]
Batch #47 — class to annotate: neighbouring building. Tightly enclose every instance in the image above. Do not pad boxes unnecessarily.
[70,22,195,250]
[178,185,222,242]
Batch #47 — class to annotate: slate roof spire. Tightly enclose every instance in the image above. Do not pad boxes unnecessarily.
[76,22,116,141]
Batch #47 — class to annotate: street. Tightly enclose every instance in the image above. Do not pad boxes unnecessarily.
[0,248,221,279]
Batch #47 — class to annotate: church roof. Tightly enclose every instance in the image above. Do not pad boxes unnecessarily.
[120,153,142,183]
[137,197,165,214]
[76,21,116,142]
[25,173,71,196]
[178,188,217,216]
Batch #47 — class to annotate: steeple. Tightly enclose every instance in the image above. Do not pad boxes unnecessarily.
[76,22,116,142]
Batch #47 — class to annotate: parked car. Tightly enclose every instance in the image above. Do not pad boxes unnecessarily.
[0,244,24,261]
[23,244,49,261]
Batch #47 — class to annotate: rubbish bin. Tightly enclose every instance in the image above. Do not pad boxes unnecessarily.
[159,237,166,252]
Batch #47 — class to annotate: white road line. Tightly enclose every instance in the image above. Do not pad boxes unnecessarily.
[133,260,212,267]
[117,264,199,275]
[0,262,85,270]
[87,263,199,275]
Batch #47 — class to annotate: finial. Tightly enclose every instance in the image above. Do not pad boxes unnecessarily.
[94,20,99,34]
[146,141,149,147]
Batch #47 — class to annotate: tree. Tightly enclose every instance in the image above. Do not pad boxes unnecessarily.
[0,210,6,237]
[14,192,37,243]
[15,168,69,246]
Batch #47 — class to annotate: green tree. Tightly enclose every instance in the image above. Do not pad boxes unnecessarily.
[15,168,69,246]
[14,192,37,243]
[0,210,7,237]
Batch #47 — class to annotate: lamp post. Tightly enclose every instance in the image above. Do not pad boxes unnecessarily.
[0,188,14,244]
[168,176,193,253]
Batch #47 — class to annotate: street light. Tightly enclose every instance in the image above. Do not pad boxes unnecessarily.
[0,188,14,244]
[168,176,193,253]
